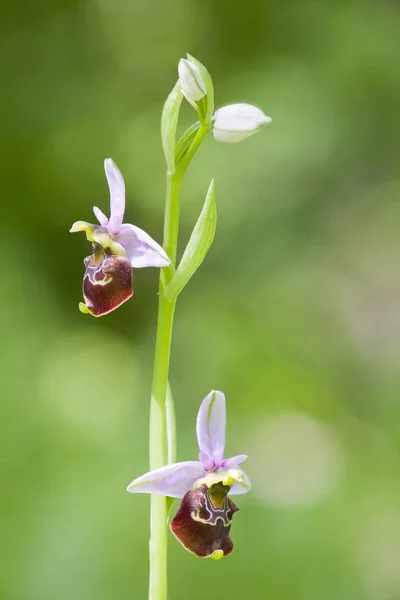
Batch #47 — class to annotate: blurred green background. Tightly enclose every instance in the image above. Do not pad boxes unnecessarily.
[2,0,400,598]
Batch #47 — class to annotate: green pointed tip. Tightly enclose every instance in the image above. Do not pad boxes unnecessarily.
[209,550,224,561]
[79,302,91,314]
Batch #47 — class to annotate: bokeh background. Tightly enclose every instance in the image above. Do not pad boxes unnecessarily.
[2,0,400,598]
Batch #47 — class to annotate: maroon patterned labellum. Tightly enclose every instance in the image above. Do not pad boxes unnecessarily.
[170,482,239,559]
[82,243,133,317]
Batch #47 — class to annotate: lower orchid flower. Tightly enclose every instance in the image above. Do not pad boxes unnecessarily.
[127,390,250,559]
[70,159,170,317]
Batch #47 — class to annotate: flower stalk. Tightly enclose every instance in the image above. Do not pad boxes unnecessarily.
[148,184,177,600]
[148,122,209,600]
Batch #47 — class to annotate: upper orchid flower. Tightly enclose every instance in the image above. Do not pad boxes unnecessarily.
[70,159,170,316]
[127,390,250,559]
[178,58,207,105]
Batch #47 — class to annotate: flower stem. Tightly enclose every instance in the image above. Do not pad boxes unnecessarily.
[148,123,209,600]
[148,290,175,600]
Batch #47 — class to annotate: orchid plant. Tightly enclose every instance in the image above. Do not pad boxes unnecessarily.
[70,55,270,599]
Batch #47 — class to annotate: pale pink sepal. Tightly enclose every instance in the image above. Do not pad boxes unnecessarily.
[104,158,125,235]
[126,461,204,498]
[230,468,252,495]
[115,224,170,268]
[196,390,226,466]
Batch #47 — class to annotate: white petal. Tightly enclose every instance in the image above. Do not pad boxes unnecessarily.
[104,158,126,235]
[196,390,226,466]
[127,461,204,498]
[115,223,170,268]
[230,468,251,495]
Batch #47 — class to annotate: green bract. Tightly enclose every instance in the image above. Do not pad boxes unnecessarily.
[164,179,217,301]
[161,81,183,174]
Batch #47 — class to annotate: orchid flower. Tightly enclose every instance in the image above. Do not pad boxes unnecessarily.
[213,103,271,143]
[70,159,170,317]
[127,390,250,559]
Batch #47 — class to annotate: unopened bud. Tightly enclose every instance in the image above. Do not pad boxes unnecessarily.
[213,103,271,143]
[178,58,207,104]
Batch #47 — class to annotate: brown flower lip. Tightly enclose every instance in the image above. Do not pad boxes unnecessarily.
[170,482,239,559]
[82,244,133,317]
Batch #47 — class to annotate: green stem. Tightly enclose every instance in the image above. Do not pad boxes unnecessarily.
[148,173,178,600]
[166,382,177,465]
[148,290,175,600]
[148,122,209,600]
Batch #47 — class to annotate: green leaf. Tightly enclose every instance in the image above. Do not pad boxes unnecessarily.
[161,80,183,174]
[164,180,216,301]
[186,55,214,126]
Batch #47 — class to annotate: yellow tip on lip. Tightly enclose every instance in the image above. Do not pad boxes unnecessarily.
[79,302,91,314]
[209,550,224,561]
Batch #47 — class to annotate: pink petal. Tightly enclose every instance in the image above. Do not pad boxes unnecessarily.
[220,454,248,469]
[198,451,215,471]
[230,468,251,496]
[115,223,170,268]
[104,158,125,235]
[126,461,204,498]
[196,390,226,466]
[93,206,109,227]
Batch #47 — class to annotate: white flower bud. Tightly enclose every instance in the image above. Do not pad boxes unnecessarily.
[213,103,271,143]
[178,58,207,104]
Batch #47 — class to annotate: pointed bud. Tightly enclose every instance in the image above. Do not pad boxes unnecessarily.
[178,58,207,105]
[213,103,271,143]
[170,482,239,559]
